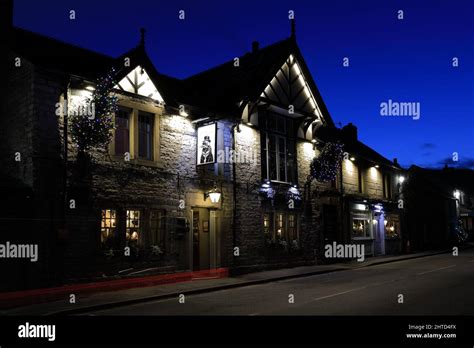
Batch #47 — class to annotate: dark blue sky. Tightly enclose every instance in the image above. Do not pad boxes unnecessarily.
[14,0,474,169]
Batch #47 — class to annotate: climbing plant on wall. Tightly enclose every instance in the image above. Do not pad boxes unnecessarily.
[310,142,344,182]
[70,68,118,153]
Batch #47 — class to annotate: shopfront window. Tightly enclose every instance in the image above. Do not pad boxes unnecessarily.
[263,212,299,243]
[126,210,141,246]
[385,215,400,238]
[101,209,116,249]
[351,212,372,238]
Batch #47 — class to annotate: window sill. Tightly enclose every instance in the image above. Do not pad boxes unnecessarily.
[110,155,164,169]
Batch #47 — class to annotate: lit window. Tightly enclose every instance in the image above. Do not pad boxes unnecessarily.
[385,215,400,238]
[287,214,297,241]
[263,213,273,236]
[126,210,141,245]
[263,212,299,243]
[101,209,116,249]
[260,112,296,183]
[351,212,372,238]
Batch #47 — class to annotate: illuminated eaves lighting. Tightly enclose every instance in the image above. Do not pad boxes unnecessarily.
[85,85,95,91]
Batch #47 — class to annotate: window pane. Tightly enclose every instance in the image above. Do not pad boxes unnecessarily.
[138,111,154,160]
[261,132,268,180]
[101,209,117,250]
[352,218,371,238]
[276,213,285,239]
[268,135,277,180]
[126,210,141,246]
[286,140,295,184]
[278,137,286,181]
[115,108,130,155]
[287,214,297,241]
[267,116,276,131]
[277,117,286,133]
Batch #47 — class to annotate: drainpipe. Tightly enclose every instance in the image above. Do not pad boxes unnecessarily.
[231,123,238,262]
[63,77,70,222]
[339,159,345,243]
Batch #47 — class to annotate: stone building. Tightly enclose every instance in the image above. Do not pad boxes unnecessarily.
[1,0,403,291]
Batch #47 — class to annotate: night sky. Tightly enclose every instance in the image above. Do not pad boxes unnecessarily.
[14,0,474,169]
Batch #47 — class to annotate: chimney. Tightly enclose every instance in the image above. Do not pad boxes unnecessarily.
[252,41,259,54]
[393,158,398,166]
[342,122,357,143]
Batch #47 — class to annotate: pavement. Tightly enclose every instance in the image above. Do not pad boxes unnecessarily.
[0,248,457,316]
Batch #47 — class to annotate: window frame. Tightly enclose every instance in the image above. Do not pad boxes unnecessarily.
[263,211,299,243]
[110,97,162,166]
[260,111,297,184]
[351,211,373,240]
[100,209,117,249]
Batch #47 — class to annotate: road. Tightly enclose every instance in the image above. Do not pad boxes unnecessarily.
[85,248,474,316]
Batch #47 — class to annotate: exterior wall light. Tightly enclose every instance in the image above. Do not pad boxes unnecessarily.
[85,85,95,91]
[350,156,355,161]
[453,190,460,200]
[204,185,221,203]
[398,175,405,184]
[374,164,379,168]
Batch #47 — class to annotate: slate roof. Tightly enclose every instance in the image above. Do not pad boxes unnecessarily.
[9,27,114,80]
[181,38,335,126]
[8,27,183,106]
[7,24,401,168]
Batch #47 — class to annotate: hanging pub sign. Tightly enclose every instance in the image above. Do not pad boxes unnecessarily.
[197,123,217,165]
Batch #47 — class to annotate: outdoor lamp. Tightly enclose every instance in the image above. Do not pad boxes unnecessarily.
[205,185,221,203]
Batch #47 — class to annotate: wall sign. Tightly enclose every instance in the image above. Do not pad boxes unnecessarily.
[196,123,216,165]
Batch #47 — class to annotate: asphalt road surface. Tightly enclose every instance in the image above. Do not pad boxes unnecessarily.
[85,248,474,316]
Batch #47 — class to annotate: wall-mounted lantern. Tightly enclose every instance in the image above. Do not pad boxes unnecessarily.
[204,184,221,203]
